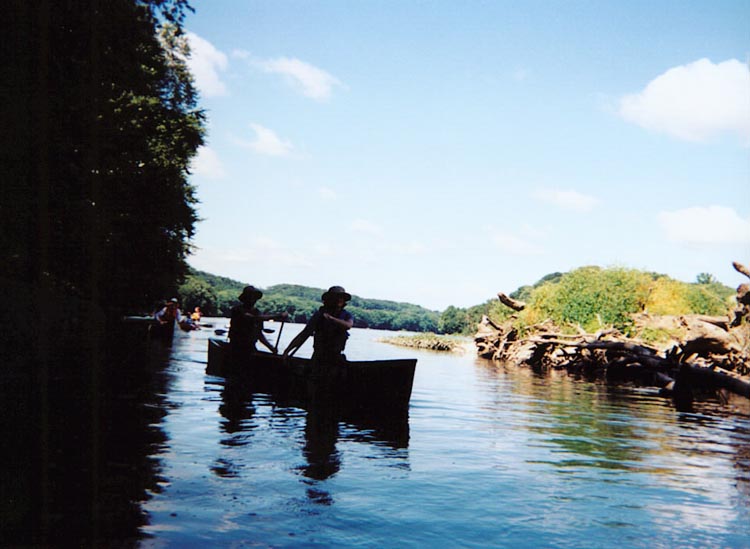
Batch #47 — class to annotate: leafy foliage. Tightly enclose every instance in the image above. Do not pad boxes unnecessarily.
[425,267,735,336]
[178,275,218,315]
[183,266,734,337]
[184,270,440,332]
[517,267,734,334]
[7,0,204,332]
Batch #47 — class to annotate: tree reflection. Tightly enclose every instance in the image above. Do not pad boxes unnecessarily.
[2,327,174,546]
[475,357,750,499]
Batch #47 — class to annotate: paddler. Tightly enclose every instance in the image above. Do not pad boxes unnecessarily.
[283,285,354,372]
[154,297,183,325]
[229,285,287,362]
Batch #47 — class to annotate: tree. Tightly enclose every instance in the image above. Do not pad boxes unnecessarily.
[696,272,718,285]
[6,0,205,344]
[178,276,218,316]
[439,306,468,334]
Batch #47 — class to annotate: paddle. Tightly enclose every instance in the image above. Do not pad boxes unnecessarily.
[215,327,273,335]
[274,319,285,354]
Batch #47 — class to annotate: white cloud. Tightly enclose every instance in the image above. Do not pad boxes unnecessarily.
[231,49,251,60]
[388,240,428,255]
[658,206,750,245]
[512,68,530,82]
[248,236,315,267]
[236,123,293,156]
[190,146,225,179]
[186,33,229,97]
[491,230,544,255]
[619,58,750,143]
[533,188,599,212]
[318,187,338,200]
[256,57,343,101]
[351,219,384,236]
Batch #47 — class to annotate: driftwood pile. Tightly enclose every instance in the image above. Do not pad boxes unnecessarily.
[475,262,750,403]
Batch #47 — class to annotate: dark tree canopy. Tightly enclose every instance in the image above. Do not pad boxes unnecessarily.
[5,0,205,341]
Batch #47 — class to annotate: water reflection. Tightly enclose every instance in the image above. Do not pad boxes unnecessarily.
[1,325,175,546]
[218,375,257,442]
[474,358,750,493]
[211,369,410,505]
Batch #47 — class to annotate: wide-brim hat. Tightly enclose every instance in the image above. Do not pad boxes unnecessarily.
[321,285,351,302]
[239,285,263,303]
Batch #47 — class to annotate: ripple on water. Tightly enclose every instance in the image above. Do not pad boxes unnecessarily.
[138,326,750,548]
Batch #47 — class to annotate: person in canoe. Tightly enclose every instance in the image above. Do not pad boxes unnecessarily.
[154,297,183,326]
[283,285,354,371]
[229,285,288,362]
[191,306,202,324]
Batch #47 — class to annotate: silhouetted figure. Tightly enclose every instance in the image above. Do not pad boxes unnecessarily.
[283,286,354,374]
[151,297,183,342]
[154,298,182,325]
[229,285,287,366]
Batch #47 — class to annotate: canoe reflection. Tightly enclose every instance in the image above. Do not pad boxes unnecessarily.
[213,371,410,493]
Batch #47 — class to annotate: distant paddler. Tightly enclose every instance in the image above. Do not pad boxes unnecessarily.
[154,297,183,326]
[191,306,202,324]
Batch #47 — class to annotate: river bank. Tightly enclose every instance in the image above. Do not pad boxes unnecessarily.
[379,333,474,353]
[475,262,750,409]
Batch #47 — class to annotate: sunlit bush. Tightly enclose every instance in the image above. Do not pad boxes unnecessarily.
[509,267,734,334]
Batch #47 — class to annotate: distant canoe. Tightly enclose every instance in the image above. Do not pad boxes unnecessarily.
[207,338,417,417]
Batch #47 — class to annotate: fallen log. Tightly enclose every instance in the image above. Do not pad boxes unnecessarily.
[673,362,750,399]
[477,261,750,403]
[497,292,526,311]
[733,261,750,280]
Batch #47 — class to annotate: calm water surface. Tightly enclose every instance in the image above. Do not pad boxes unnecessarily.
[140,320,750,548]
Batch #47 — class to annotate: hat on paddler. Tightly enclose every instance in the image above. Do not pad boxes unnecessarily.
[239,285,263,303]
[321,285,351,302]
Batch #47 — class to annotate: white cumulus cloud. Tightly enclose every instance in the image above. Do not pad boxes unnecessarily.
[351,218,384,236]
[186,32,229,97]
[619,58,750,143]
[658,206,750,245]
[257,57,343,101]
[236,124,293,156]
[491,230,544,255]
[533,188,599,212]
[318,187,338,200]
[190,146,226,179]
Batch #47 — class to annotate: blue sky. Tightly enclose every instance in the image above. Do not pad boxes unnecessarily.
[183,0,749,311]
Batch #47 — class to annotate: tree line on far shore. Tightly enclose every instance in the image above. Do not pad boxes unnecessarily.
[176,267,736,337]
[176,269,442,333]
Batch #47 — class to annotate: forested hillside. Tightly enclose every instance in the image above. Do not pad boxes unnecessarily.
[179,270,440,332]
[178,267,736,336]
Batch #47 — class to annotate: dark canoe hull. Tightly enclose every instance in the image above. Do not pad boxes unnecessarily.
[121,315,175,345]
[207,338,417,423]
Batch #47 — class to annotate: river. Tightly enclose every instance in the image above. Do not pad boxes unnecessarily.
[125,319,750,547]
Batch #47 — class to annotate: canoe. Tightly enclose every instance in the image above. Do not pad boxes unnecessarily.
[207,338,417,417]
[122,315,175,343]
